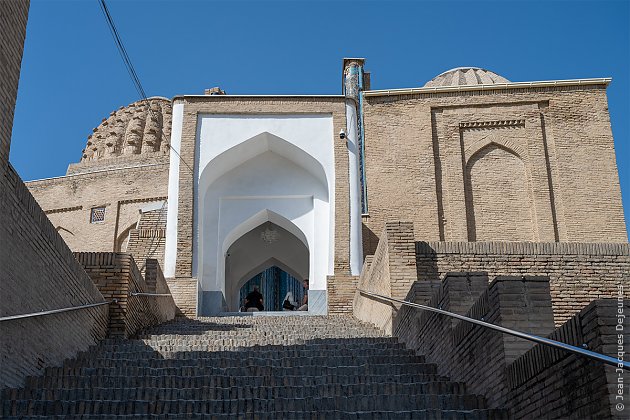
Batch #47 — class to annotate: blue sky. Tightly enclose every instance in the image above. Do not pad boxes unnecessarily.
[10,0,630,236]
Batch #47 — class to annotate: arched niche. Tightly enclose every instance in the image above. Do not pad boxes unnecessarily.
[465,142,534,241]
[224,221,308,311]
[196,132,331,315]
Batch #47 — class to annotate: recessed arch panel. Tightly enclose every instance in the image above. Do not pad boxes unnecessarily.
[465,143,534,241]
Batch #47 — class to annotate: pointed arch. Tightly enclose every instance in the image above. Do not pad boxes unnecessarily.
[190,121,334,315]
[464,132,526,165]
[198,131,329,196]
[465,143,534,241]
[223,220,309,311]
[115,222,137,252]
[222,209,309,255]
[235,257,305,292]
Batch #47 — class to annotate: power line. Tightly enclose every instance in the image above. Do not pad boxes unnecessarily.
[97,0,194,175]
[98,0,192,270]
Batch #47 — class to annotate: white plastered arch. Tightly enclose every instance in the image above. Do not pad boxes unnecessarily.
[195,128,332,314]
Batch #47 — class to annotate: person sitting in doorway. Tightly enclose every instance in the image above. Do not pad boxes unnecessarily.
[244,286,264,312]
[297,279,309,311]
[282,291,298,311]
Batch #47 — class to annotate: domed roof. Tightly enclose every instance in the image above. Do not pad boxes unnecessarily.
[81,97,172,162]
[424,67,510,88]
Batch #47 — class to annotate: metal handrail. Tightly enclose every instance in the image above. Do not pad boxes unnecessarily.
[0,290,173,321]
[358,289,629,370]
[0,301,112,322]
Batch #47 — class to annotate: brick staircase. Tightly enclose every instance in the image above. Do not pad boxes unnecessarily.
[2,316,508,419]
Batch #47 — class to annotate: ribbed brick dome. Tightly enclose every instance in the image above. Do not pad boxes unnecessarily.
[424,67,510,88]
[81,97,172,162]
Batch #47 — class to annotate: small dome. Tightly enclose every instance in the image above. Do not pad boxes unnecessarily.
[424,67,510,88]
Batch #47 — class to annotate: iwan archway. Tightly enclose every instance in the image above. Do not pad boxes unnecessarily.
[166,115,335,315]
[225,220,309,311]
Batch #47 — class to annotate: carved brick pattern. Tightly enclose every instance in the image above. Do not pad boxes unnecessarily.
[459,119,525,129]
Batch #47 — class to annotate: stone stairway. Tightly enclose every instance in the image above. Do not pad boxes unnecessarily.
[2,316,508,419]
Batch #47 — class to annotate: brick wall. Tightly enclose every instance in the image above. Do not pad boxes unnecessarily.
[0,1,110,391]
[390,274,628,417]
[0,0,29,169]
[126,205,167,271]
[507,299,629,419]
[166,277,198,317]
[393,274,557,408]
[416,241,630,325]
[353,221,418,333]
[0,166,109,389]
[74,252,176,337]
[26,164,169,254]
[327,274,358,314]
[362,85,627,250]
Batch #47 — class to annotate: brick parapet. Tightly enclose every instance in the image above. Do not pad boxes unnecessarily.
[505,299,629,419]
[393,274,562,408]
[385,221,418,300]
[74,252,176,337]
[354,221,417,334]
[416,241,630,256]
[389,268,628,417]
[353,223,393,333]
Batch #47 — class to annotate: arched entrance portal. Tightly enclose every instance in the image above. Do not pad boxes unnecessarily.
[225,221,308,311]
[195,129,332,315]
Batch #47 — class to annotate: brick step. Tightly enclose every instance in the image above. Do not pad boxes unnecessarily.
[137,323,383,332]
[22,373,452,389]
[2,394,489,416]
[5,381,470,401]
[136,336,395,345]
[41,362,439,378]
[67,354,425,368]
[96,339,405,352]
[138,333,392,347]
[2,409,509,420]
[184,316,381,325]
[72,346,418,361]
[136,325,383,332]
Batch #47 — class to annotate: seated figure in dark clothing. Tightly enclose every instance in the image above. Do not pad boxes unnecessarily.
[244,286,264,312]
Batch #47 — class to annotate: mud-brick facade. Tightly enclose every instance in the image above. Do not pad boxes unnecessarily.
[22,62,628,318]
[361,82,626,254]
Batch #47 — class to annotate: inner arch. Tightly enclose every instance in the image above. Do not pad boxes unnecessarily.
[198,131,329,194]
[224,221,309,311]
